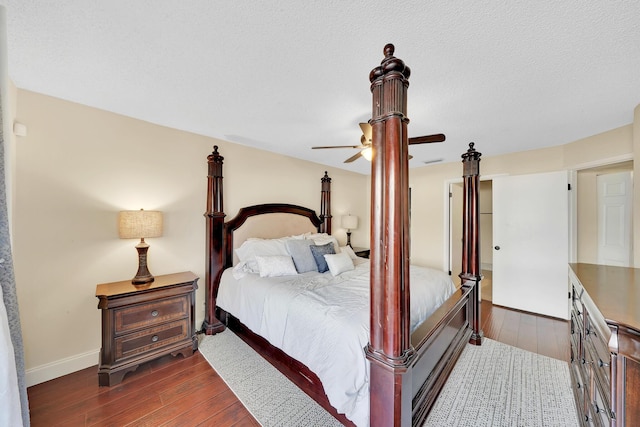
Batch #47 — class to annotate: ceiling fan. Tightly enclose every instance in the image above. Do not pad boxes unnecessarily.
[312,123,446,163]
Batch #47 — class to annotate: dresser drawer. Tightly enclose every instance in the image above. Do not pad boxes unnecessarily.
[115,296,188,334]
[570,361,589,424]
[570,311,582,357]
[570,279,583,320]
[584,316,611,380]
[114,319,189,360]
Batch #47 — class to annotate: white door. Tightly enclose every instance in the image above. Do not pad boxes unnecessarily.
[597,171,633,266]
[492,171,569,319]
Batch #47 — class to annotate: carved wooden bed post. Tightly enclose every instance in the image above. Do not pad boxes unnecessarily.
[202,146,226,335]
[319,171,332,234]
[365,43,413,427]
[459,142,484,345]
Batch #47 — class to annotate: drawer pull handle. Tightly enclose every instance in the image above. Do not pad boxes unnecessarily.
[151,310,159,317]
[151,335,159,342]
[598,359,610,368]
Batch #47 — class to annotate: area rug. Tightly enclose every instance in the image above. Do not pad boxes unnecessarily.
[199,331,579,427]
[198,330,343,426]
[424,338,579,427]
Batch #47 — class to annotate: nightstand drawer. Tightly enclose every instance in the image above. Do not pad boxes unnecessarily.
[115,319,189,359]
[115,296,188,334]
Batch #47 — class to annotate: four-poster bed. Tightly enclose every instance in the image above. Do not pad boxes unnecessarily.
[201,44,483,427]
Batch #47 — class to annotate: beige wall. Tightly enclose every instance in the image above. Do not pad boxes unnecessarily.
[13,90,368,385]
[12,88,639,385]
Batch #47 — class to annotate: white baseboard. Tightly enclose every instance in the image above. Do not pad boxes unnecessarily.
[26,349,99,387]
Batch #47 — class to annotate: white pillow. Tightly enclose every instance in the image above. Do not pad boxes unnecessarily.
[255,255,298,278]
[324,252,355,276]
[339,246,358,260]
[235,238,290,272]
[232,261,251,279]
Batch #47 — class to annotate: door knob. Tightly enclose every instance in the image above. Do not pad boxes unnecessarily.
[494,246,500,250]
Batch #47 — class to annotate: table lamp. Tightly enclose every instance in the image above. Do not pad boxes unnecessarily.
[118,209,163,284]
[341,214,358,247]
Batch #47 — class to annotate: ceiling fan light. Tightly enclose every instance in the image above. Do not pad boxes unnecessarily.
[361,147,373,161]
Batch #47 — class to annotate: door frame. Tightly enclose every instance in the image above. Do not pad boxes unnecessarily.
[571,153,634,264]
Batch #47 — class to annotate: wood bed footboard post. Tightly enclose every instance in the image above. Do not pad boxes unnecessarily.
[365,43,413,427]
[202,146,226,335]
[459,143,484,345]
[319,171,332,234]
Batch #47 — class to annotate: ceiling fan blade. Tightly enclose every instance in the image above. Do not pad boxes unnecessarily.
[359,123,372,144]
[408,133,446,145]
[344,151,363,163]
[312,145,361,149]
[360,122,444,145]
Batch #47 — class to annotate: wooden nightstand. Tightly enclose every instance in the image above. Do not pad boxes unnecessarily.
[95,271,199,386]
[352,247,370,258]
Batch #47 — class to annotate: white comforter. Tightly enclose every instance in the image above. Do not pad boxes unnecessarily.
[216,258,455,427]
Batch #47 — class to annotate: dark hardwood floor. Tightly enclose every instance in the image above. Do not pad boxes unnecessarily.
[28,301,568,426]
[480,300,569,361]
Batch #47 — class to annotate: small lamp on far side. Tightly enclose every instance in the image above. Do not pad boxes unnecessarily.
[341,214,358,248]
[118,209,163,284]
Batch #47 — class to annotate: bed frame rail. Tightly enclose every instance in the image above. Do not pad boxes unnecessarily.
[410,286,473,425]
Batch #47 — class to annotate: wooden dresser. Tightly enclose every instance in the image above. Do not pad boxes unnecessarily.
[569,263,640,426]
[95,271,199,386]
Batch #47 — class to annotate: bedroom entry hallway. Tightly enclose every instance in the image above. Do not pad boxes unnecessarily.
[26,302,569,427]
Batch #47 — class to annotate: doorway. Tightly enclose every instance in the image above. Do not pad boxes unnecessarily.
[449,179,493,301]
[576,161,634,265]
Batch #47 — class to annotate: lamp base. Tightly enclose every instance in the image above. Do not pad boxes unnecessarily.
[346,231,352,248]
[132,274,154,285]
[132,241,155,285]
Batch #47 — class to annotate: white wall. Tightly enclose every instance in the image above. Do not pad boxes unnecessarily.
[13,90,368,385]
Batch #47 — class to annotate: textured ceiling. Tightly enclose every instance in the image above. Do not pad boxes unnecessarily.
[2,1,639,174]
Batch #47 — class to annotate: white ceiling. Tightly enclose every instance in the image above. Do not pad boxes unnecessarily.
[2,1,639,174]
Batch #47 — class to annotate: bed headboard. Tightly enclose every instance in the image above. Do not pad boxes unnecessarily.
[224,204,322,267]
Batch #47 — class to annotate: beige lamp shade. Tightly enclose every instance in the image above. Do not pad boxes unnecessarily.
[341,214,359,231]
[118,209,163,239]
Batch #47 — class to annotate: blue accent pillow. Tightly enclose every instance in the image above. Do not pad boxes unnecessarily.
[285,239,317,273]
[309,243,336,273]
